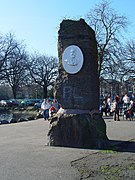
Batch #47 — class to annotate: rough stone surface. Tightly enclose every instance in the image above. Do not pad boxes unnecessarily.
[10,118,17,123]
[54,19,99,110]
[48,113,108,149]
[48,19,108,148]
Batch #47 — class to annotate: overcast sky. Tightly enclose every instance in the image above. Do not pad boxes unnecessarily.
[0,0,134,57]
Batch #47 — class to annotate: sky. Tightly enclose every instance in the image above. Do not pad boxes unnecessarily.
[0,0,135,58]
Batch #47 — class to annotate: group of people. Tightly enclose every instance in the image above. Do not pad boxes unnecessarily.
[41,98,60,120]
[100,95,112,116]
[41,94,135,121]
[121,94,135,120]
[100,93,135,121]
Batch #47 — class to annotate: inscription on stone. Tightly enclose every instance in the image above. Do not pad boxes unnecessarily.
[73,87,82,97]
[63,86,72,99]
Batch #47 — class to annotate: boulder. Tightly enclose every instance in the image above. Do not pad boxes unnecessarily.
[27,116,35,121]
[18,118,28,122]
[48,112,108,149]
[10,118,17,123]
[0,120,9,124]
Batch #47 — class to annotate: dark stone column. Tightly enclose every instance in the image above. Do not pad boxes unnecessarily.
[54,19,99,110]
[48,19,108,149]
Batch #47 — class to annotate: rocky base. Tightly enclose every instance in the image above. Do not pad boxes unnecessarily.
[47,111,109,149]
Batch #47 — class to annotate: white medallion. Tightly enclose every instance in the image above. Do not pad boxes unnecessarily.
[62,45,84,74]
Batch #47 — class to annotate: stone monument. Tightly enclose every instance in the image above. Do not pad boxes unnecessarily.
[48,19,108,148]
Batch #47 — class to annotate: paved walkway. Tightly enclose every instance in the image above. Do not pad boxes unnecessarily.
[104,116,135,142]
[0,117,135,180]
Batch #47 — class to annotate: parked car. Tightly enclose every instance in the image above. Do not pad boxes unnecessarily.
[0,100,7,107]
[34,100,43,109]
[19,99,33,107]
[0,99,20,107]
[24,99,35,106]
[20,99,42,107]
[8,99,20,107]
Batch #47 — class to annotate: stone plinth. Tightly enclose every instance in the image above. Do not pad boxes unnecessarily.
[48,111,108,149]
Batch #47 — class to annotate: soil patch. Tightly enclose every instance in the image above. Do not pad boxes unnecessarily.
[72,150,135,180]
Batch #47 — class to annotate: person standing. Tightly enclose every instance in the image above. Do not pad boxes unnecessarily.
[123,94,130,108]
[49,99,60,117]
[107,95,112,115]
[113,96,120,121]
[101,98,108,116]
[41,99,51,120]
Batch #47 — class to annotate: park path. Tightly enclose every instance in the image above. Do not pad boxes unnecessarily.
[0,117,135,180]
[0,119,93,180]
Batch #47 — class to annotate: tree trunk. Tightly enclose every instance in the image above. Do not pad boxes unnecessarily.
[98,54,103,78]
[12,86,17,99]
[43,85,47,98]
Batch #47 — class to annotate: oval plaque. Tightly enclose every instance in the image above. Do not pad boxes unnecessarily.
[62,45,84,74]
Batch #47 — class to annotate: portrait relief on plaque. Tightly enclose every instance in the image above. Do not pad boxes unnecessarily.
[62,45,84,74]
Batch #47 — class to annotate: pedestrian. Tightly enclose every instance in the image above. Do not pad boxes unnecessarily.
[41,99,51,120]
[49,99,60,117]
[125,99,135,120]
[107,95,112,115]
[130,93,135,101]
[101,98,108,116]
[123,94,130,110]
[112,96,120,121]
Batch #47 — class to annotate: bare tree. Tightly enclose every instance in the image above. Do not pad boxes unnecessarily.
[28,53,58,98]
[124,40,135,77]
[86,0,128,78]
[2,33,28,99]
[0,33,20,80]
